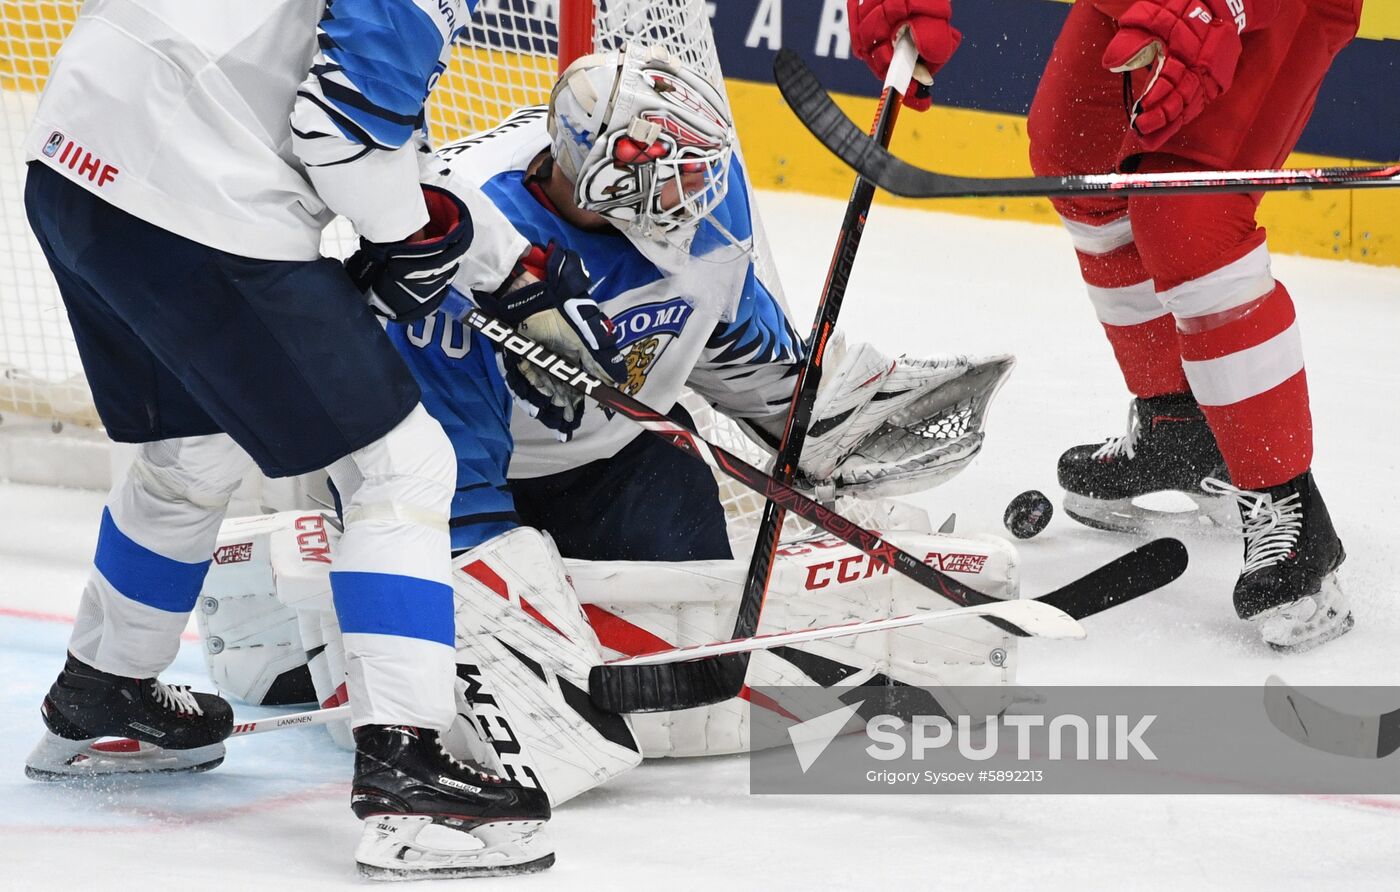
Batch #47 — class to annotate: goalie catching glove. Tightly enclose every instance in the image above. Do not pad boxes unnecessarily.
[345,185,474,323]
[739,334,1015,499]
[475,242,625,440]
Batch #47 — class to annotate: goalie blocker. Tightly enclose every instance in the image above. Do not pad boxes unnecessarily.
[198,508,1020,803]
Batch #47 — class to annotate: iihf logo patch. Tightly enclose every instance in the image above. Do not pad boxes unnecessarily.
[42,131,64,157]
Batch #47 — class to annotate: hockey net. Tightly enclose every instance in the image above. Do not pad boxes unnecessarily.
[0,0,857,546]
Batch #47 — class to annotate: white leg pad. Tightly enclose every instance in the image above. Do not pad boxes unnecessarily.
[449,527,642,805]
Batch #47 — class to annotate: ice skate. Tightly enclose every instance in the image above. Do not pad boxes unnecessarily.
[25,653,233,780]
[1059,393,1235,533]
[1201,472,1353,653]
[351,725,554,880]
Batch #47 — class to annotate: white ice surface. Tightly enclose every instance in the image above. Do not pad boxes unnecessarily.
[2,193,1399,889]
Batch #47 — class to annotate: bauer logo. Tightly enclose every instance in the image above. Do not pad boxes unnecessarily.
[42,131,63,157]
[748,686,1400,795]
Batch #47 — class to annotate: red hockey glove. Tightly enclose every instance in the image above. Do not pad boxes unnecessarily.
[847,0,961,111]
[1101,0,1246,150]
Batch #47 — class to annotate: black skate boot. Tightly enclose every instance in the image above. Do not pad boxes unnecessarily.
[1058,393,1233,533]
[25,652,233,780]
[1201,471,1353,652]
[351,724,554,879]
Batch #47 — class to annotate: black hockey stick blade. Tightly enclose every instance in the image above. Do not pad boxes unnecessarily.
[1034,537,1188,620]
[589,653,749,715]
[773,48,1400,201]
[1263,676,1400,760]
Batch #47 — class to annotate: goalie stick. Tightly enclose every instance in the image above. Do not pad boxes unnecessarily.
[176,539,1187,743]
[772,48,1400,201]
[726,34,917,716]
[1262,676,1400,760]
[450,297,1189,712]
[228,704,352,737]
[158,599,1081,748]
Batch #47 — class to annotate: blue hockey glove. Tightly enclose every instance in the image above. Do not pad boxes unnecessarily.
[346,185,472,323]
[476,243,624,441]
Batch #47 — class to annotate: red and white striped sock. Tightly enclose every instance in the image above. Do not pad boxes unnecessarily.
[1063,214,1188,398]
[1166,245,1312,489]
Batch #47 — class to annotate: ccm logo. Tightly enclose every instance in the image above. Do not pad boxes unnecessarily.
[294,515,333,564]
[804,551,988,590]
[44,131,119,187]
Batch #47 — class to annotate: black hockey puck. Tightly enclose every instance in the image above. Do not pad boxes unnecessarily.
[1004,490,1053,539]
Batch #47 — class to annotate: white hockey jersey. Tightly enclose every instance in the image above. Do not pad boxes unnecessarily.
[426,108,804,479]
[25,0,470,260]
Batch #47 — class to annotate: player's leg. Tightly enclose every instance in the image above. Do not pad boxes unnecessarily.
[386,317,643,807]
[1127,2,1363,650]
[23,162,548,873]
[1028,0,1226,532]
[22,164,248,778]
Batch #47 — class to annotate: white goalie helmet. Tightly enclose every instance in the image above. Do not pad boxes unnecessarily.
[548,42,736,242]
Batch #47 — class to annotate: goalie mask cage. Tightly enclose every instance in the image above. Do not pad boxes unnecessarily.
[0,0,804,545]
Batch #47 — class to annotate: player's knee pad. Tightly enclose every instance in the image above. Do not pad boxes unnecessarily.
[1129,155,1267,294]
[447,527,642,806]
[331,404,456,520]
[570,529,1019,757]
[128,434,253,510]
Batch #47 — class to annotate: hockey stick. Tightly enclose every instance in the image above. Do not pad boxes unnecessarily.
[229,704,352,737]
[609,599,1083,666]
[772,48,1400,201]
[722,35,918,714]
[193,600,1079,745]
[1262,676,1400,759]
[453,300,1189,711]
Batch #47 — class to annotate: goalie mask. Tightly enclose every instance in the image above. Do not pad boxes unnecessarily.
[548,43,735,244]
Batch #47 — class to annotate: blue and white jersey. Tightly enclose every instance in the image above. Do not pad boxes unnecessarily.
[409,108,804,479]
[26,0,471,260]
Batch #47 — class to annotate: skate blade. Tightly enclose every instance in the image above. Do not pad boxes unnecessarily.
[1258,575,1354,654]
[355,814,553,880]
[1267,612,1355,654]
[1062,491,1237,536]
[24,730,225,781]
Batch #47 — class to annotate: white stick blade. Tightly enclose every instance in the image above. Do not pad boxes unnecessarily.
[1262,675,1381,759]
